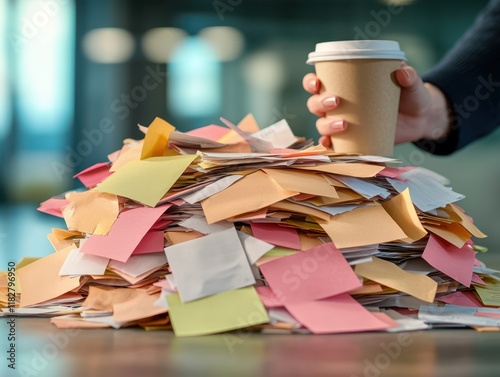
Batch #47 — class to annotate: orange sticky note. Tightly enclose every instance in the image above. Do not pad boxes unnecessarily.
[112,289,168,323]
[201,170,298,224]
[263,168,339,199]
[141,117,176,159]
[381,188,427,243]
[83,286,139,312]
[424,222,471,249]
[110,140,144,172]
[355,257,437,303]
[62,190,119,235]
[316,205,407,249]
[447,204,487,239]
[18,247,81,307]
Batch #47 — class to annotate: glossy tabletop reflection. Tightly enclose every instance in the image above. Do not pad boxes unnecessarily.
[2,317,500,377]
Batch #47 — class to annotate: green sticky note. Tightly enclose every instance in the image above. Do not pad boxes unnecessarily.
[167,287,269,337]
[96,155,197,207]
[474,278,500,306]
[264,246,299,257]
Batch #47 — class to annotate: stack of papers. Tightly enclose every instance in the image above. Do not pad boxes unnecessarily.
[3,114,500,336]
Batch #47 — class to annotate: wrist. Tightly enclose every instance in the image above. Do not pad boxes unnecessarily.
[422,83,453,141]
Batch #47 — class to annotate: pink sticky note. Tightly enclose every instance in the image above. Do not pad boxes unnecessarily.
[132,230,165,255]
[259,243,361,303]
[269,148,297,154]
[81,205,170,262]
[151,219,173,230]
[422,234,475,287]
[285,294,390,334]
[377,166,415,181]
[37,198,70,218]
[256,286,283,308]
[475,312,500,319]
[251,222,301,250]
[472,273,486,285]
[186,125,230,141]
[436,291,484,307]
[74,162,112,188]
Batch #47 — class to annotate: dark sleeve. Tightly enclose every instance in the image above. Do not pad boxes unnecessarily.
[415,0,500,155]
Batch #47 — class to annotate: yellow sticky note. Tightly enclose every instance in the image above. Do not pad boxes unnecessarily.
[355,257,437,303]
[264,246,300,257]
[167,287,269,337]
[141,117,176,159]
[96,155,197,207]
[316,205,407,249]
[16,257,40,269]
[474,277,500,306]
[201,170,297,224]
[381,188,427,243]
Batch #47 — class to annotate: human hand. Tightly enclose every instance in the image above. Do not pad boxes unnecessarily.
[303,65,452,148]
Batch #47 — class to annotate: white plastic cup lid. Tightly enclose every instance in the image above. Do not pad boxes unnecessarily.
[306,40,406,64]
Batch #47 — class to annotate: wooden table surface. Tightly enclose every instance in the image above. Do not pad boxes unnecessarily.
[2,317,500,377]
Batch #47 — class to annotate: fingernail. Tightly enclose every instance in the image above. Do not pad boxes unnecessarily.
[397,69,410,80]
[322,96,339,108]
[310,78,318,90]
[329,120,347,132]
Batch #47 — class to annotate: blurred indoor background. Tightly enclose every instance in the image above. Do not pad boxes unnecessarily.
[1,0,499,267]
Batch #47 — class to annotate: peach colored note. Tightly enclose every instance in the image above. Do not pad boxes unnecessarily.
[18,246,81,307]
[201,170,298,224]
[316,205,407,249]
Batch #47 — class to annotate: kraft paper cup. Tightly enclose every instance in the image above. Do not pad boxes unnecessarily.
[307,40,407,156]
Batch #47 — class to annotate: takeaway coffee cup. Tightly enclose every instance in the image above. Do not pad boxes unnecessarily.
[307,40,407,156]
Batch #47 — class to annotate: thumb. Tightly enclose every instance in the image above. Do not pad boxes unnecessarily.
[395,65,420,89]
[395,65,430,115]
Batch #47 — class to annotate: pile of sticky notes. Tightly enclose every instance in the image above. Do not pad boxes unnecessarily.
[6,114,500,335]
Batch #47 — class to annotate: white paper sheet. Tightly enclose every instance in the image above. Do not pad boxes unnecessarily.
[108,253,167,278]
[59,248,109,276]
[164,227,255,303]
[236,230,275,265]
